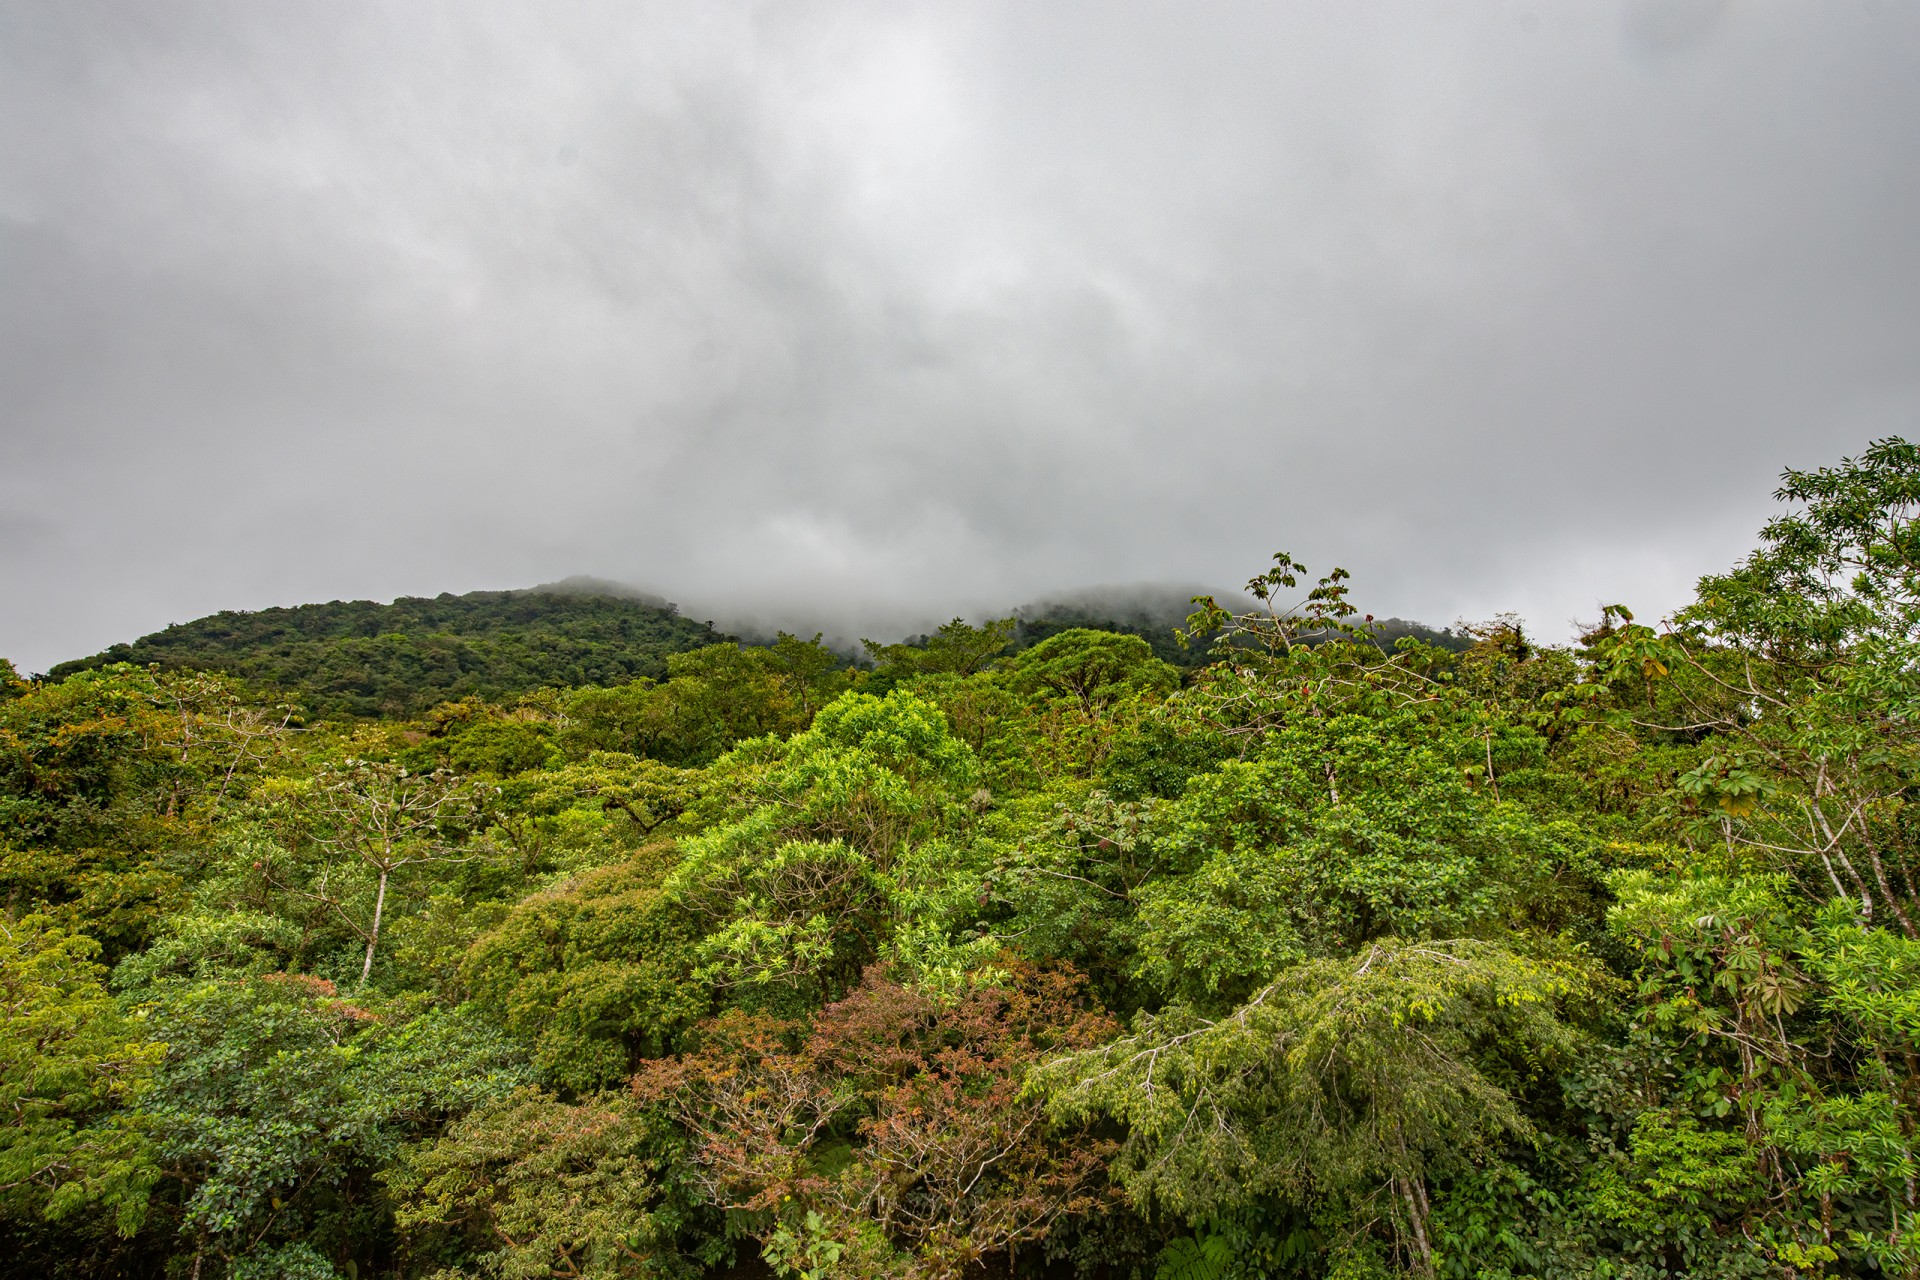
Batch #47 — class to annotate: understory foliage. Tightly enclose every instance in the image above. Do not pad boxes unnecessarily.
[3,439,1920,1278]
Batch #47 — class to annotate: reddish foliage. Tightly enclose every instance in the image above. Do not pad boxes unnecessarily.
[257,972,382,1021]
[631,962,1119,1278]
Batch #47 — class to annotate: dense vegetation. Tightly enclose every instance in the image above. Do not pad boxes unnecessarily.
[45,581,726,718]
[1009,592,1469,670]
[4,438,1919,1279]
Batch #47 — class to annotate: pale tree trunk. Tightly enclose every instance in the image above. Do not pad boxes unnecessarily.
[1399,1175,1435,1277]
[360,866,390,988]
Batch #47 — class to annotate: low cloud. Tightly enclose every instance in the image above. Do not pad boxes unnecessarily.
[3,1,1914,670]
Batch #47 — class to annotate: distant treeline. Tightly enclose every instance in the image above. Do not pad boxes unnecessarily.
[1014,605,1468,668]
[47,583,1467,718]
[48,589,725,718]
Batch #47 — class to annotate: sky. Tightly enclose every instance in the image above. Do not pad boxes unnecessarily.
[3,1,1916,671]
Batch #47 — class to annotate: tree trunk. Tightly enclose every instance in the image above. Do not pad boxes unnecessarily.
[1400,1175,1435,1276]
[360,867,390,987]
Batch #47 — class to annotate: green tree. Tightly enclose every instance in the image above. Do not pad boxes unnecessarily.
[764,632,852,722]
[1587,437,1920,934]
[0,915,159,1235]
[1040,940,1584,1275]
[300,761,489,987]
[664,690,981,1002]
[388,1087,680,1280]
[862,617,1016,680]
[129,974,525,1277]
[1006,628,1178,718]
[463,850,705,1092]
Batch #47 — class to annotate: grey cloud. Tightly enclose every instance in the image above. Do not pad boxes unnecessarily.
[2,1,1915,670]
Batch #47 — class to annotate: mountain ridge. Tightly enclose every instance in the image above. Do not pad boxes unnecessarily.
[42,578,1469,715]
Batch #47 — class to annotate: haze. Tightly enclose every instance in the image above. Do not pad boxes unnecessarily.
[4,1,1916,672]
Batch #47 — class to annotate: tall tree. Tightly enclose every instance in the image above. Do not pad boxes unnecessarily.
[303,762,485,987]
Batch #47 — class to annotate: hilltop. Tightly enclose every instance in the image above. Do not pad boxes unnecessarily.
[47,582,725,717]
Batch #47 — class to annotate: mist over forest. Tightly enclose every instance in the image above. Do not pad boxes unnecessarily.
[7,2,1918,673]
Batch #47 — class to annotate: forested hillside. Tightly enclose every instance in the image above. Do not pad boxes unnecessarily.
[41,577,1467,724]
[46,581,726,718]
[4,439,1919,1280]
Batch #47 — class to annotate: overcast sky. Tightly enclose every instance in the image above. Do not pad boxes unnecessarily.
[3,1,1915,670]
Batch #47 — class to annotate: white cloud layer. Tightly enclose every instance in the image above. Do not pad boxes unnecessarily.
[3,1,1915,668]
